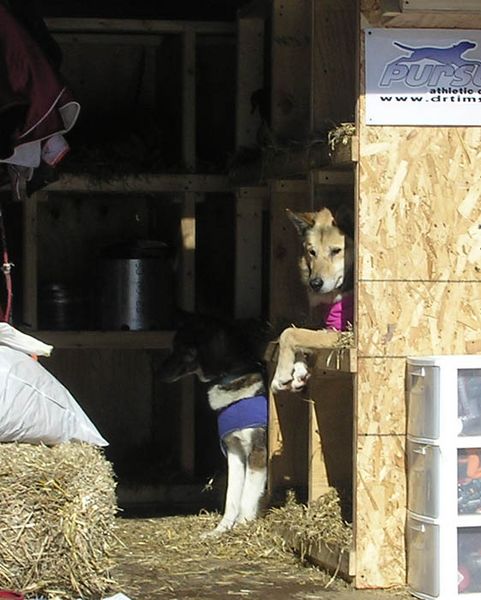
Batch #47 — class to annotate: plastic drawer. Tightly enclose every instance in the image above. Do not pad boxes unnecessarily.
[458,369,481,437]
[458,527,481,594]
[407,514,440,598]
[407,364,440,440]
[407,440,441,519]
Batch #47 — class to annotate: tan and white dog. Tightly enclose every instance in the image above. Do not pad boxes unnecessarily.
[271,206,354,393]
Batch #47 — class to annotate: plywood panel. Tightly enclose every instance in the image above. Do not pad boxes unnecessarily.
[357,281,481,357]
[359,126,481,282]
[355,434,406,588]
[357,357,406,435]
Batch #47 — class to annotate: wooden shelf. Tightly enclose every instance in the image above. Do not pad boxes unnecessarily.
[22,330,175,350]
[46,17,236,34]
[44,173,232,194]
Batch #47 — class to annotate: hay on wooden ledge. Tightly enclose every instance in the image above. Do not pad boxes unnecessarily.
[0,442,119,600]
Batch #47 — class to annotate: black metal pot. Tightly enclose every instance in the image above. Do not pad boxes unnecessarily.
[98,240,174,331]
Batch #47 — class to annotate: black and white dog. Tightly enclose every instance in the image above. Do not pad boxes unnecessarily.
[158,313,269,537]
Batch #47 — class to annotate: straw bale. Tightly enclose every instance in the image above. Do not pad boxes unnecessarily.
[0,442,118,599]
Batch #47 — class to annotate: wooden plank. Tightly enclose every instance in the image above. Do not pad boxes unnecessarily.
[43,349,155,451]
[358,125,481,282]
[21,330,175,349]
[312,169,354,187]
[357,281,481,357]
[270,0,311,141]
[308,399,330,500]
[400,0,481,12]
[268,180,311,332]
[234,187,266,318]
[52,32,164,45]
[267,381,310,501]
[276,524,355,581]
[22,192,42,329]
[308,372,354,504]
[311,0,357,129]
[42,174,232,194]
[46,18,236,35]
[182,30,196,172]
[355,434,406,588]
[236,17,265,149]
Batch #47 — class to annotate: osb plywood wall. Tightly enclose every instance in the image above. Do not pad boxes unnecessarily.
[356,0,481,588]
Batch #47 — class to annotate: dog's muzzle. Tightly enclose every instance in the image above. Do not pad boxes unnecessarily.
[309,277,323,292]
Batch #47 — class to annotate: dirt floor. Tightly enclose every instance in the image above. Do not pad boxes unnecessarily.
[112,514,413,600]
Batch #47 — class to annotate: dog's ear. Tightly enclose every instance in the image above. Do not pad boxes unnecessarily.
[286,209,316,237]
[332,205,354,239]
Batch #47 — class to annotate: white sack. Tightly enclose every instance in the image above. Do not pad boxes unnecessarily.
[0,323,53,356]
[0,346,108,446]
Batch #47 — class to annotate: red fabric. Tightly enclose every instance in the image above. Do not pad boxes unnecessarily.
[0,4,76,158]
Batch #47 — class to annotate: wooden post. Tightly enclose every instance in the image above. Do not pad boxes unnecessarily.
[234,187,266,318]
[182,29,196,172]
[178,192,197,476]
[236,16,265,149]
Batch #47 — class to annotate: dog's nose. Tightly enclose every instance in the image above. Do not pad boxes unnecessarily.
[309,278,323,292]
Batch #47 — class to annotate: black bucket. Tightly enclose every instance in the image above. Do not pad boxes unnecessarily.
[98,240,174,331]
[38,282,90,330]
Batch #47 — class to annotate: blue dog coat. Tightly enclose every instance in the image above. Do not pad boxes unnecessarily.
[217,395,268,454]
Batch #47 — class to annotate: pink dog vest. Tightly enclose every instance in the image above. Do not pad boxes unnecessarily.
[320,293,354,331]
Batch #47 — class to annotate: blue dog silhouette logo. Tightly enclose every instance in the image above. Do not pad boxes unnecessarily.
[379,39,481,88]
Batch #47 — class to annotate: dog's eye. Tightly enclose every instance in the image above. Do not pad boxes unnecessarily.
[308,248,317,257]
[331,247,342,256]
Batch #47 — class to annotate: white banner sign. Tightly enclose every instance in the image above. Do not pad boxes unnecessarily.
[365,29,481,126]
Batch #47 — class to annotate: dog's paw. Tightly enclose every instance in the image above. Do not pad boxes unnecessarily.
[270,375,292,393]
[201,519,235,539]
[291,360,310,391]
[271,363,310,393]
